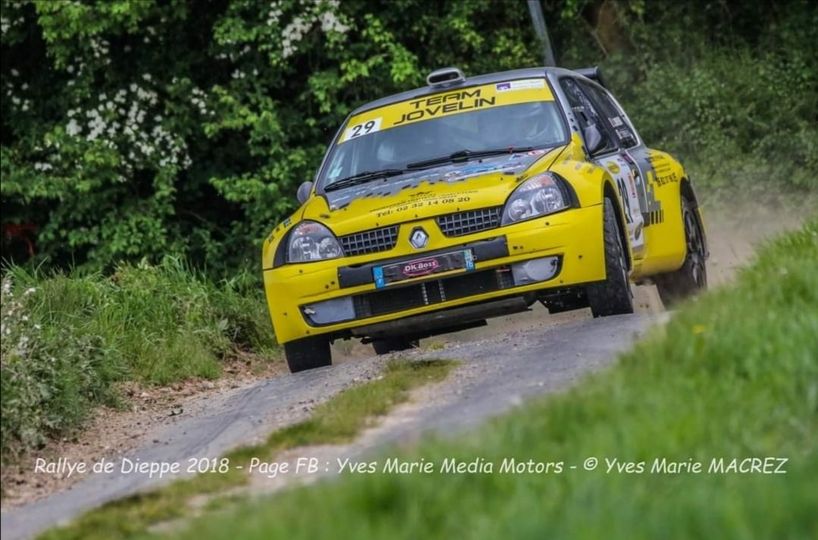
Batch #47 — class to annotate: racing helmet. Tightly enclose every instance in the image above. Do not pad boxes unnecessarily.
[477,102,557,146]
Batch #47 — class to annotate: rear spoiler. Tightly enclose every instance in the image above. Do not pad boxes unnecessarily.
[575,66,607,89]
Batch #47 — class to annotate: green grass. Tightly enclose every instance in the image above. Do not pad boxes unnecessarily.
[0,258,277,465]
[241,358,454,451]
[37,359,455,540]
[154,219,818,540]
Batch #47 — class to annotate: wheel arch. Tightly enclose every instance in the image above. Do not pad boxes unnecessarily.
[679,177,708,257]
[602,180,632,270]
[680,177,699,208]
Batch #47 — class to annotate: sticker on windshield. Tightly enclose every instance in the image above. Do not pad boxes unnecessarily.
[495,79,546,92]
[338,80,555,141]
[342,117,382,142]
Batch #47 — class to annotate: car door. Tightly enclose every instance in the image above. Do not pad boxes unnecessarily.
[579,81,659,207]
[560,77,647,258]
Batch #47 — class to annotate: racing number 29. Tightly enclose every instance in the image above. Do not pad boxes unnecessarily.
[344,117,382,141]
[351,121,376,137]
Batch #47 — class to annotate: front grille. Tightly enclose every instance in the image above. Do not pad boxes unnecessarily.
[340,225,398,256]
[436,206,503,237]
[352,268,513,318]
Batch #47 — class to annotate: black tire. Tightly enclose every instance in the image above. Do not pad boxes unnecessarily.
[284,336,332,373]
[587,198,634,318]
[372,338,419,355]
[654,197,707,307]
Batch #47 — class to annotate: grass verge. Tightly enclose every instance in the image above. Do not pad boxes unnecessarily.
[152,219,817,539]
[0,258,276,466]
[37,359,455,540]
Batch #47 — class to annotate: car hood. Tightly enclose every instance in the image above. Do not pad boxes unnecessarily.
[302,146,565,236]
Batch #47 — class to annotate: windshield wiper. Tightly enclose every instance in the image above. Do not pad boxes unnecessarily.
[325,168,406,192]
[406,146,537,170]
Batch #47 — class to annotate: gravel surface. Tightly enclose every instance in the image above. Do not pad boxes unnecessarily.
[1,306,661,540]
[238,310,663,500]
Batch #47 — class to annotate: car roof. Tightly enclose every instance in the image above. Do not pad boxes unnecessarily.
[350,66,579,116]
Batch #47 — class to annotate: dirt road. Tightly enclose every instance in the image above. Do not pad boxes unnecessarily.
[2,196,810,540]
[1,306,660,540]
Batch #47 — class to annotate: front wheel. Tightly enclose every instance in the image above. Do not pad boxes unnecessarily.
[284,336,332,373]
[654,197,707,307]
[587,198,634,318]
[372,338,419,355]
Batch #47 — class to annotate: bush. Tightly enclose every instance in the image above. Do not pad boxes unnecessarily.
[0,0,540,274]
[0,259,276,464]
[604,48,818,195]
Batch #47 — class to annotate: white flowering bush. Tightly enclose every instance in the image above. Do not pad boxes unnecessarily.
[0,0,544,274]
[1,278,46,451]
[0,278,46,454]
[1,274,112,461]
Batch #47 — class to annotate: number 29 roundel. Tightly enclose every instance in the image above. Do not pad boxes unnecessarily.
[342,117,382,142]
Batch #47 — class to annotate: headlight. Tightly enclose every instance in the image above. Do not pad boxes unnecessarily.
[287,221,344,263]
[501,173,568,225]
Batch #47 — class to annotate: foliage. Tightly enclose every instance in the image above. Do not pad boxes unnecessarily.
[1,0,816,273]
[0,258,276,464]
[155,218,818,540]
[0,0,538,273]
[598,1,818,197]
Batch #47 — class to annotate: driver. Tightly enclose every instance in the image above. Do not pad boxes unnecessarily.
[476,102,559,147]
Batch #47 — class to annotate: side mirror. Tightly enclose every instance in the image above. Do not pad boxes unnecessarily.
[296,181,314,204]
[583,123,605,155]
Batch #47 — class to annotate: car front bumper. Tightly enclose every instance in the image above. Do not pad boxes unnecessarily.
[263,204,605,344]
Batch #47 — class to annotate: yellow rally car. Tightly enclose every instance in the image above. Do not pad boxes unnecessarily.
[263,67,708,372]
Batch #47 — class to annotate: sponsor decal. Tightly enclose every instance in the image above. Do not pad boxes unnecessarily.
[443,159,529,182]
[616,128,633,141]
[338,80,554,145]
[402,258,440,277]
[495,79,546,92]
[394,89,496,126]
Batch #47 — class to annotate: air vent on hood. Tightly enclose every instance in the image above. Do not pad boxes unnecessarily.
[427,67,465,87]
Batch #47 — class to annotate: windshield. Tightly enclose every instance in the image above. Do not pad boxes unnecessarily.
[317,79,567,190]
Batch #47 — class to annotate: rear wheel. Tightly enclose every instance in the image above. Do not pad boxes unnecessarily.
[284,336,332,373]
[587,198,634,318]
[372,338,419,355]
[654,197,707,307]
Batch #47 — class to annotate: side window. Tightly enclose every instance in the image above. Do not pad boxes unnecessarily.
[559,78,616,154]
[579,82,639,148]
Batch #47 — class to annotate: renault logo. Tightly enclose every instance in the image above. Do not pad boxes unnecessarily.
[409,227,429,249]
